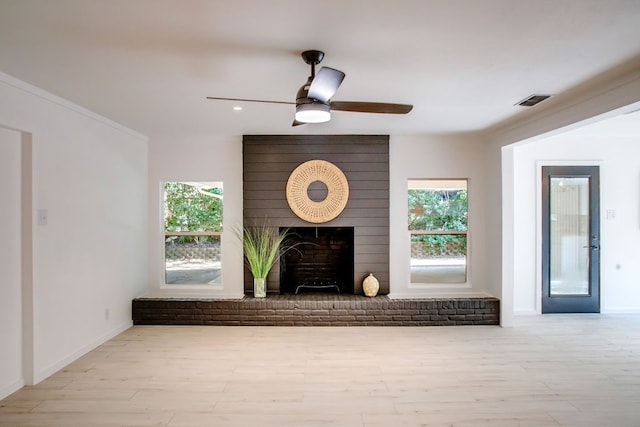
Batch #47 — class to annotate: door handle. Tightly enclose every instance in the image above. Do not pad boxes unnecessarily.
[583,245,599,250]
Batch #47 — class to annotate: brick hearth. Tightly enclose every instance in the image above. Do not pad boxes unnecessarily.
[132,295,500,326]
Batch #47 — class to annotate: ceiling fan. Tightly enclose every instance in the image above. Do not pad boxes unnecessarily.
[207,50,413,126]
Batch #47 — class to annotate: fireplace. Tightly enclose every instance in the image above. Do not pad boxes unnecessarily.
[243,135,390,295]
[280,227,354,294]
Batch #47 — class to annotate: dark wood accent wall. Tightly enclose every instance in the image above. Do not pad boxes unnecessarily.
[243,135,389,295]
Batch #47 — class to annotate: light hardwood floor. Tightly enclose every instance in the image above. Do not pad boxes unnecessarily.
[1,315,640,426]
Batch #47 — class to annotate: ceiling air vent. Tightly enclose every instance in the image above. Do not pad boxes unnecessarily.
[516,94,552,107]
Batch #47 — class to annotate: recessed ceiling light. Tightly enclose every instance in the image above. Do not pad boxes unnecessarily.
[233,106,242,111]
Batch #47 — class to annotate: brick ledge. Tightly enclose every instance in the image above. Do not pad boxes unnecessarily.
[132,295,500,326]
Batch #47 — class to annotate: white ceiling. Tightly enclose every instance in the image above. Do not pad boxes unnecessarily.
[1,0,639,139]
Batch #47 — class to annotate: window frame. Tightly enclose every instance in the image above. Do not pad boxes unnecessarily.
[161,181,223,287]
[408,178,469,285]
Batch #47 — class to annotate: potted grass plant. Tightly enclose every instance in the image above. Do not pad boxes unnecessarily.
[239,221,293,298]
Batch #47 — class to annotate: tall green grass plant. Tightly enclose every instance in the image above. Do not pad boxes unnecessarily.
[240,221,292,279]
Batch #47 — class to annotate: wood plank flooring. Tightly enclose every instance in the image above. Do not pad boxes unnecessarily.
[1,314,640,426]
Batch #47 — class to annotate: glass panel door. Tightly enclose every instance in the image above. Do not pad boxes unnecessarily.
[542,166,600,313]
[549,177,590,296]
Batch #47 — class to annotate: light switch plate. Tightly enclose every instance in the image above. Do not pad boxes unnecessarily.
[38,209,48,226]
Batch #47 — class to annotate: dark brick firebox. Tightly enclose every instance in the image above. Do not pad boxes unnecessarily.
[281,227,354,294]
[132,295,500,326]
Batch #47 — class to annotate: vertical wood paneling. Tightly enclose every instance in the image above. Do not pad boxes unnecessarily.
[243,135,389,295]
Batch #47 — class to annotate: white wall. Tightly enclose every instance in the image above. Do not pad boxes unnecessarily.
[147,132,495,300]
[489,60,640,325]
[512,128,640,314]
[0,127,23,398]
[389,134,493,298]
[146,134,244,298]
[0,72,148,396]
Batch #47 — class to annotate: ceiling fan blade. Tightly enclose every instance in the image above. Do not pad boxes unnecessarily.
[330,101,413,114]
[292,120,306,127]
[206,96,294,106]
[307,67,345,103]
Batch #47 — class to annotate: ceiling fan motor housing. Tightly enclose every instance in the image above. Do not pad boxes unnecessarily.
[296,77,313,101]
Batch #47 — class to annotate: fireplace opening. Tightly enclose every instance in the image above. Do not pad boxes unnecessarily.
[280,227,354,294]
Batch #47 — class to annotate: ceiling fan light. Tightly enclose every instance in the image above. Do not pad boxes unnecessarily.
[295,102,330,123]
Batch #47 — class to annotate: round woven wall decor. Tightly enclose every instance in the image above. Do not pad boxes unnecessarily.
[286,160,349,223]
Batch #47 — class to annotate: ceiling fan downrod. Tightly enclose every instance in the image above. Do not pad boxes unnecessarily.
[301,50,324,78]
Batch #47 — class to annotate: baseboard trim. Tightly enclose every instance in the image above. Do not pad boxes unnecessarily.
[33,320,132,385]
[514,309,538,315]
[0,378,25,401]
[601,308,640,314]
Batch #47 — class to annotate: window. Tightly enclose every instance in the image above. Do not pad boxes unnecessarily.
[408,179,467,283]
[163,181,223,285]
